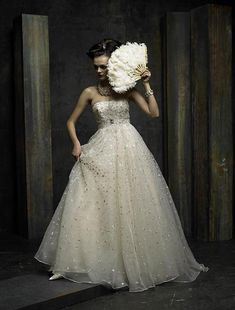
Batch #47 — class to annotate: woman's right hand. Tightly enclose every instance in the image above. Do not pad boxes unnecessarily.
[72,143,82,161]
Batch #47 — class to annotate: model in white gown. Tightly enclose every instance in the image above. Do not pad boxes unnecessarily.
[34,98,209,292]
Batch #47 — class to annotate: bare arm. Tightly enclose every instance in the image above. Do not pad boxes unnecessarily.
[66,87,92,159]
[128,69,160,118]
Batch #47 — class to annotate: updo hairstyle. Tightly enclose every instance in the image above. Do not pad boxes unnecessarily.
[86,38,122,59]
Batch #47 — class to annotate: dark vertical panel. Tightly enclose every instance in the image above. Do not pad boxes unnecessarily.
[191,6,210,241]
[208,5,233,240]
[162,16,168,180]
[14,14,53,239]
[14,16,28,237]
[191,4,233,240]
[164,13,192,237]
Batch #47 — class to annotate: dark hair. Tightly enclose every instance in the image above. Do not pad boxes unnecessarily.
[86,38,122,59]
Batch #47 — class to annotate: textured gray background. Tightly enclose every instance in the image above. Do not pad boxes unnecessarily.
[0,0,232,234]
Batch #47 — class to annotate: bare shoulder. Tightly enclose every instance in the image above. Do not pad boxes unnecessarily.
[79,86,96,101]
[83,85,97,95]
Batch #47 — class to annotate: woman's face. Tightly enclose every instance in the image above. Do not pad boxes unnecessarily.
[93,54,109,81]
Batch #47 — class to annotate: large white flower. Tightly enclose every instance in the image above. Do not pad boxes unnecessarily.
[107,42,148,93]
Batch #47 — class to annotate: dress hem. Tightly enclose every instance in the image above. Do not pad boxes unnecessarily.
[34,255,208,293]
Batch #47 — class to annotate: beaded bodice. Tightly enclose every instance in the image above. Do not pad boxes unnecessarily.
[91,100,130,129]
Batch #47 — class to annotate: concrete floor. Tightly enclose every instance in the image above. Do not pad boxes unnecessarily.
[61,240,235,310]
[0,233,235,310]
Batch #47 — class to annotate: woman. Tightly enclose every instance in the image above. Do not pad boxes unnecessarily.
[34,38,208,293]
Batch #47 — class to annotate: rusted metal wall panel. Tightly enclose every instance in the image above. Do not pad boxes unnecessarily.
[191,6,210,240]
[208,5,233,240]
[14,14,53,240]
[191,4,233,240]
[164,4,233,240]
[164,12,192,237]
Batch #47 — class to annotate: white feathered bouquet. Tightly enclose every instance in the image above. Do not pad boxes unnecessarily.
[107,42,148,93]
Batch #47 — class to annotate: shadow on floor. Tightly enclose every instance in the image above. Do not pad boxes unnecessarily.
[0,233,234,310]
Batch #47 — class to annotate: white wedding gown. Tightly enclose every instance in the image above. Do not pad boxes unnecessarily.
[34,99,209,292]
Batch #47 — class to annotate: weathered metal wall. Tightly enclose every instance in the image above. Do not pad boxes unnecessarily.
[14,14,53,239]
[191,4,233,240]
[164,12,192,237]
[164,4,233,240]
[0,0,233,237]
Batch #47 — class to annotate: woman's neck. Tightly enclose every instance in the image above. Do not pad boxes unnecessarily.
[97,79,115,96]
[98,79,110,87]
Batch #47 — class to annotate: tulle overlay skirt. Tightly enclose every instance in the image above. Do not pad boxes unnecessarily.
[34,122,208,292]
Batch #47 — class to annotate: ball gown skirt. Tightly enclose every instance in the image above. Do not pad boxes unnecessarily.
[34,99,209,292]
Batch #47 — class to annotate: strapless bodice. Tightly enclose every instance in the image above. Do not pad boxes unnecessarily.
[91,100,130,129]
[35,97,209,293]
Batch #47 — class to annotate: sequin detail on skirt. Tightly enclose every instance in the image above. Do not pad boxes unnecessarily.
[34,99,209,292]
